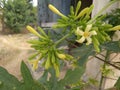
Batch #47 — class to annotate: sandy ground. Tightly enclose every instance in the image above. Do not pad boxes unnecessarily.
[0,33,36,79]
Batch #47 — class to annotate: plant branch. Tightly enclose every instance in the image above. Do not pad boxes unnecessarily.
[95,56,120,70]
[99,51,110,90]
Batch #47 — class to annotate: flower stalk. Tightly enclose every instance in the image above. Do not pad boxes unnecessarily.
[55,34,70,46]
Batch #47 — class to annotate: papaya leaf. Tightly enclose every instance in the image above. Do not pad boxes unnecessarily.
[0,66,21,90]
[101,41,120,52]
[21,61,34,89]
[60,67,85,85]
[114,77,120,90]
[71,44,95,66]
[20,61,45,90]
[38,70,48,84]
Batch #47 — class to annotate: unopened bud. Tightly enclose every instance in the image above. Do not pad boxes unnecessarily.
[26,25,45,39]
[48,4,68,19]
[57,53,66,60]
[109,25,120,31]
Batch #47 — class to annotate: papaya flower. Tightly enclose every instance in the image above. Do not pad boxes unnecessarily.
[75,24,97,45]
[57,53,66,60]
[26,25,45,39]
[29,60,39,70]
[109,25,120,31]
[48,4,68,19]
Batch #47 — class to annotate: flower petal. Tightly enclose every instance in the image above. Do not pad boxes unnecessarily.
[76,36,85,43]
[76,27,84,35]
[85,24,92,32]
[90,30,97,36]
[86,37,92,45]
[29,60,39,70]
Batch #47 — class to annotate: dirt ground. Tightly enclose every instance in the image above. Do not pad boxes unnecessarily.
[0,33,37,79]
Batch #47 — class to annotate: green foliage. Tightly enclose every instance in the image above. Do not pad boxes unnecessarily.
[1,0,36,33]
[105,8,120,26]
[114,77,120,90]
[38,67,85,90]
[104,8,120,37]
[101,41,120,52]
[20,61,45,90]
[0,66,21,90]
[61,67,84,85]
[0,0,120,90]
[0,61,45,90]
[0,62,84,90]
[71,44,95,66]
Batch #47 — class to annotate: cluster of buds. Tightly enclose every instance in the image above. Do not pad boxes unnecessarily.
[26,25,74,77]
[27,0,120,77]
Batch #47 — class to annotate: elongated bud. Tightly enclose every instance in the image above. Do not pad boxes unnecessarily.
[85,4,94,18]
[94,44,100,52]
[70,6,74,15]
[92,37,100,46]
[92,37,100,52]
[75,7,89,20]
[37,27,48,38]
[57,53,66,60]
[65,54,74,60]
[54,63,60,77]
[26,25,45,39]
[45,53,51,69]
[109,25,120,31]
[48,4,68,19]
[45,58,51,69]
[75,1,81,16]
[51,52,56,64]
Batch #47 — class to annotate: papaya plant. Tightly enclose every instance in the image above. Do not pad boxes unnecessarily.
[0,0,120,90]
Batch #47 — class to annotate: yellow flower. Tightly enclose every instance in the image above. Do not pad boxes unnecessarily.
[29,60,39,70]
[75,24,97,45]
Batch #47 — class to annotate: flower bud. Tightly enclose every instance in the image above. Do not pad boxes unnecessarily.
[75,1,81,16]
[26,25,45,39]
[48,4,68,19]
[53,63,60,77]
[57,53,66,60]
[75,7,89,19]
[109,25,120,31]
[45,58,51,69]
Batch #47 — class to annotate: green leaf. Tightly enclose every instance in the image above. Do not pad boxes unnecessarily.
[60,67,85,85]
[20,61,45,90]
[0,66,21,90]
[38,70,48,84]
[21,61,34,89]
[101,41,120,52]
[71,44,95,66]
[114,77,120,89]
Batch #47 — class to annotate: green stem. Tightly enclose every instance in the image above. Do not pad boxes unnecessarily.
[99,51,110,90]
[87,0,120,24]
[55,34,70,46]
